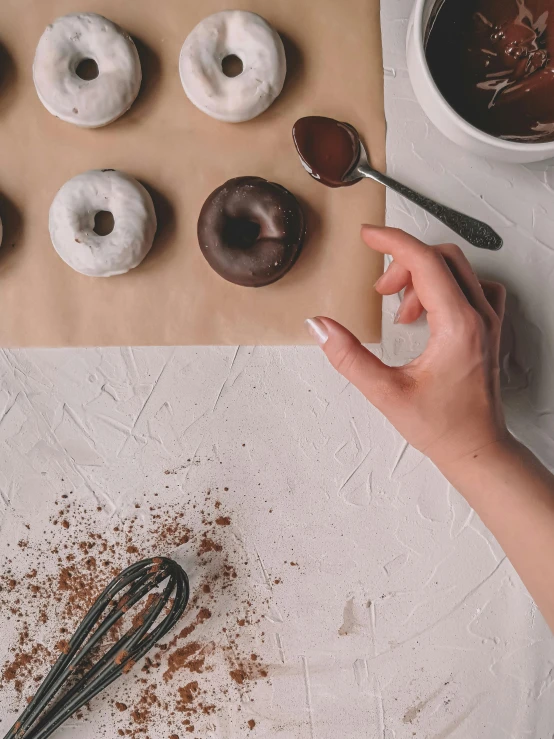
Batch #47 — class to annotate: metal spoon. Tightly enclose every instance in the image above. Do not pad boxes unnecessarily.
[344,139,503,252]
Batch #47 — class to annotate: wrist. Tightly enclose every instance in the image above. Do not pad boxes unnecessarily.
[431,433,516,487]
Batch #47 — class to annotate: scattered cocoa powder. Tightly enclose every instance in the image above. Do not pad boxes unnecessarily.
[164,642,206,681]
[178,680,199,705]
[131,707,148,723]
[177,607,212,641]
[55,640,70,655]
[197,535,223,556]
[229,668,247,685]
[248,719,256,730]
[115,650,129,666]
[2,644,52,693]
[0,488,270,736]
[131,594,161,631]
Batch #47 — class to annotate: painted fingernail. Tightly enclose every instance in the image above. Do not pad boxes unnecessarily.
[305,318,329,345]
[394,306,403,324]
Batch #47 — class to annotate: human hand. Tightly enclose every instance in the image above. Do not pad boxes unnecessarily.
[306,226,509,471]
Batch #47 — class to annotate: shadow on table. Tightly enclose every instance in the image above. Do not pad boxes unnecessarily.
[0,40,18,115]
[501,291,554,462]
[0,191,24,277]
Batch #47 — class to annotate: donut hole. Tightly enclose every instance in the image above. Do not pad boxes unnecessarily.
[222,55,244,78]
[223,218,261,249]
[94,211,115,237]
[76,58,99,81]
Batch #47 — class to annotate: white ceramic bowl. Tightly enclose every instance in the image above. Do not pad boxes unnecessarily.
[407,0,554,163]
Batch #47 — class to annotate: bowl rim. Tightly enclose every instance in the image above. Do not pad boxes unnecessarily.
[411,0,554,153]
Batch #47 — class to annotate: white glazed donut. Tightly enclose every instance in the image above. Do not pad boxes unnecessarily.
[33,13,142,128]
[179,10,286,123]
[49,170,157,278]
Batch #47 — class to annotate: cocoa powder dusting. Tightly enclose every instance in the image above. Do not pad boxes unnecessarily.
[164,642,203,681]
[55,640,70,655]
[0,486,271,736]
[115,650,129,666]
[229,668,246,685]
[122,659,136,675]
[197,535,223,556]
[178,680,199,705]
[131,593,161,631]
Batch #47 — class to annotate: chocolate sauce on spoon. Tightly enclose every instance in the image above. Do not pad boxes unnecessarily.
[291,114,503,250]
[292,116,362,187]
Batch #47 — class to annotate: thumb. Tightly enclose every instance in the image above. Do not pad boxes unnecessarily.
[306,317,394,400]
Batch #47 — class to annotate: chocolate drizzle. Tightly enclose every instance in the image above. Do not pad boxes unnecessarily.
[426,0,554,142]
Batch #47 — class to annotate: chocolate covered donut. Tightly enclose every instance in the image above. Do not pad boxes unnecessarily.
[198,177,306,287]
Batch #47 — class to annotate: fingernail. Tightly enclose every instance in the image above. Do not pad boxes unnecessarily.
[305,318,329,345]
[374,273,385,289]
[394,305,403,324]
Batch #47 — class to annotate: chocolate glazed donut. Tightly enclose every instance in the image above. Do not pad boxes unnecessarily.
[198,177,306,287]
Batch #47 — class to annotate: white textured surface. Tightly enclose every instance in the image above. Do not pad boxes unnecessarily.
[1,1,554,736]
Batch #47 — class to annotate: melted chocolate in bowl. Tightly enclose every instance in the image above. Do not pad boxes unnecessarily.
[292,116,361,187]
[426,0,554,143]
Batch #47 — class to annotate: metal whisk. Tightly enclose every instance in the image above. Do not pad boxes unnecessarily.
[3,557,190,739]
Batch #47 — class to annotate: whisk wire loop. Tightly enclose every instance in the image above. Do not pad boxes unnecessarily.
[4,557,189,739]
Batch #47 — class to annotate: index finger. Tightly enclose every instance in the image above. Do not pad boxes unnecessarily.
[363,226,470,320]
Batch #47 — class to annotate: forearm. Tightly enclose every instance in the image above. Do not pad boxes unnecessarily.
[439,438,554,631]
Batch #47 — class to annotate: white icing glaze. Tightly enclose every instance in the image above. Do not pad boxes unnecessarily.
[33,13,142,128]
[179,10,286,123]
[49,170,157,278]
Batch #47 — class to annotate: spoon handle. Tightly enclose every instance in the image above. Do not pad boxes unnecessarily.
[359,166,503,251]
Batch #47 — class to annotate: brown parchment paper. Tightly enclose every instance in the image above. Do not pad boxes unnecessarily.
[0,0,385,347]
